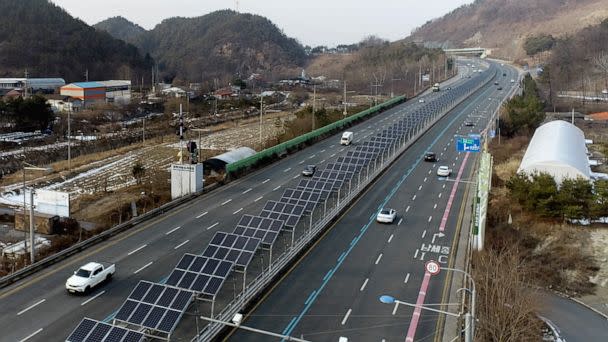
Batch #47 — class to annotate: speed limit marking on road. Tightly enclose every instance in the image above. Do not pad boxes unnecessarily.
[425,260,441,275]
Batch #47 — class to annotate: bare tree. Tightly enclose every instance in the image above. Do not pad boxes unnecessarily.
[593,51,608,90]
[473,248,542,342]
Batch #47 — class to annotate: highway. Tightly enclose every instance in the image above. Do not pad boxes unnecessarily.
[0,63,474,341]
[227,62,519,341]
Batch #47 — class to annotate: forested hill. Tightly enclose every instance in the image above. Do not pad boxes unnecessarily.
[0,0,153,82]
[130,10,307,83]
[408,0,608,59]
[93,16,147,42]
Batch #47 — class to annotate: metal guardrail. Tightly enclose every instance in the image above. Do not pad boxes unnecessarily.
[196,70,497,341]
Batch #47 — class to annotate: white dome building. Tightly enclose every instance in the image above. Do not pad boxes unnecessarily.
[517,120,591,184]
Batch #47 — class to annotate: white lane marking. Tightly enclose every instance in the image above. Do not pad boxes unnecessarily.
[330,153,337,158]
[414,249,419,258]
[434,203,438,209]
[233,208,243,215]
[418,185,423,191]
[438,193,443,198]
[242,188,252,194]
[452,162,456,167]
[398,218,403,226]
[443,184,446,189]
[375,253,383,265]
[360,278,370,291]
[221,199,232,206]
[174,240,190,250]
[81,290,105,306]
[17,299,46,316]
[424,177,427,182]
[273,186,281,191]
[254,196,263,202]
[412,195,417,201]
[320,159,326,164]
[165,226,181,235]
[404,273,410,283]
[206,222,219,230]
[292,175,299,179]
[262,179,270,184]
[284,167,292,172]
[134,261,153,274]
[309,154,316,159]
[127,244,147,256]
[341,308,353,325]
[428,169,432,175]
[422,230,427,238]
[392,302,400,315]
[18,328,43,342]
[388,234,394,243]
[196,211,208,219]
[406,206,410,213]
[321,149,326,153]
[428,216,433,222]
[299,160,305,165]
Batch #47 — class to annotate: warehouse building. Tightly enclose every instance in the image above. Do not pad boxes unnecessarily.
[60,80,131,107]
[518,120,591,184]
[0,78,65,95]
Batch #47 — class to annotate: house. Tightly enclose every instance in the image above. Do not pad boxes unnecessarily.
[213,86,241,100]
[60,80,131,107]
[45,94,82,113]
[161,87,187,98]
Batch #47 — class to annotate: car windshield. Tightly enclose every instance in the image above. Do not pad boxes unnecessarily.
[76,269,91,277]
[380,210,391,215]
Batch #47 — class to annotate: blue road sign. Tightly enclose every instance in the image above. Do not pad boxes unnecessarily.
[456,136,481,152]
[489,129,496,138]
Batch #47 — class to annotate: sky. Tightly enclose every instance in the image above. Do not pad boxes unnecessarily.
[51,0,474,46]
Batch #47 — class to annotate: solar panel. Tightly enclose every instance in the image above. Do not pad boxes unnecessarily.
[233,214,283,247]
[67,318,144,342]
[166,254,233,296]
[345,150,377,161]
[336,156,368,167]
[297,179,340,196]
[279,188,324,211]
[204,232,261,268]
[312,169,348,184]
[260,200,304,228]
[114,280,194,333]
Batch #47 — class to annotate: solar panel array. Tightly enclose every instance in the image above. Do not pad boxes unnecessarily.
[66,64,498,341]
[114,281,193,333]
[233,214,284,246]
[166,254,233,295]
[203,232,261,268]
[67,318,144,342]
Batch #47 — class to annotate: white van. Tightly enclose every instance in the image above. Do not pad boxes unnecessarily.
[341,131,353,145]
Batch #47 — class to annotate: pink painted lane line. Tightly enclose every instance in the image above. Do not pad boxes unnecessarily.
[439,152,470,232]
[405,271,432,342]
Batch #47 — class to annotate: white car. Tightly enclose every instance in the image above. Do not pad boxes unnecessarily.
[66,262,115,294]
[418,99,425,103]
[376,209,397,224]
[437,166,451,177]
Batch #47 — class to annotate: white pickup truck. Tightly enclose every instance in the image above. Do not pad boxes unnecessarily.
[66,262,115,294]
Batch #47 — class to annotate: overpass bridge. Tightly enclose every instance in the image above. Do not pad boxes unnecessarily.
[443,47,490,58]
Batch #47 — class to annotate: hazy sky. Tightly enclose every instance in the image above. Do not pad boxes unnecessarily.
[51,0,473,46]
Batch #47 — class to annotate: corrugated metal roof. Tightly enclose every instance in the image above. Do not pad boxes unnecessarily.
[518,120,591,184]
[99,80,131,87]
[66,82,104,89]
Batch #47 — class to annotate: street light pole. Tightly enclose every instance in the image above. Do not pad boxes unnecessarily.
[443,267,476,339]
[259,92,263,149]
[21,162,51,264]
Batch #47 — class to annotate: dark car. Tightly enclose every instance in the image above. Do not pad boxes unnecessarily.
[497,86,503,90]
[424,152,437,162]
[302,165,316,177]
[494,81,499,85]
[503,73,507,76]
[464,121,475,127]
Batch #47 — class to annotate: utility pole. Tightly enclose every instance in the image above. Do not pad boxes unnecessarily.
[29,189,35,263]
[67,110,71,172]
[179,103,184,164]
[24,70,28,99]
[259,92,263,149]
[142,117,146,144]
[84,69,89,82]
[312,84,316,131]
[343,81,348,116]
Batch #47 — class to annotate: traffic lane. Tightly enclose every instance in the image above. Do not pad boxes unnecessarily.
[538,291,608,342]
[230,76,496,341]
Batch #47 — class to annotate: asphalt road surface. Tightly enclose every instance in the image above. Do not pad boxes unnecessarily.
[227,62,519,342]
[0,62,482,342]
